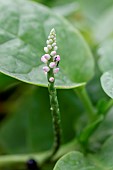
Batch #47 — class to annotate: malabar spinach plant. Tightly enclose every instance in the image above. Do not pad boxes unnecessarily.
[0,0,113,170]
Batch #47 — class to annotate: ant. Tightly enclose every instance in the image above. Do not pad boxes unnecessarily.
[54,56,60,67]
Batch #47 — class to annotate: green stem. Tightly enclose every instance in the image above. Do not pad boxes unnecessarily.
[103,99,113,116]
[75,86,96,121]
[46,70,61,161]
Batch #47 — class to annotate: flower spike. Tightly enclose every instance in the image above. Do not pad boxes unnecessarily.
[41,28,60,81]
[40,28,61,161]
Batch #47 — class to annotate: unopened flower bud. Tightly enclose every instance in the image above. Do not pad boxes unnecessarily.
[50,35,54,39]
[47,45,52,50]
[52,43,56,47]
[53,68,59,74]
[41,56,47,63]
[51,28,55,33]
[49,39,53,44]
[46,40,49,45]
[44,54,51,60]
[51,51,56,56]
[49,62,56,68]
[49,77,54,82]
[54,46,58,51]
[56,55,60,61]
[44,47,49,53]
[43,66,50,72]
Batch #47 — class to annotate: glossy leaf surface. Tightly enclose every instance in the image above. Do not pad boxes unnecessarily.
[0,0,94,89]
[54,136,113,170]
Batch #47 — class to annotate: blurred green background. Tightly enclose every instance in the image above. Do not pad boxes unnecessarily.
[0,0,113,164]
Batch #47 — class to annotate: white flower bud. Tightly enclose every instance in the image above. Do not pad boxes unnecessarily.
[44,54,51,60]
[49,39,53,43]
[47,44,52,50]
[51,28,55,33]
[54,46,58,51]
[53,68,59,74]
[49,62,56,68]
[43,66,50,72]
[55,55,60,61]
[49,77,54,82]
[52,43,56,47]
[46,40,49,45]
[50,35,54,39]
[41,56,47,63]
[44,47,49,53]
[51,51,56,56]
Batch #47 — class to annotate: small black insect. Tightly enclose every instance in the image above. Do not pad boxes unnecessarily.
[56,61,60,67]
[26,159,40,170]
[54,56,57,62]
[54,56,60,67]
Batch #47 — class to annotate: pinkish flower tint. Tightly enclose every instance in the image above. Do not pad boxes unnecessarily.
[51,51,56,56]
[49,62,56,68]
[49,77,54,82]
[53,68,59,74]
[41,56,47,63]
[43,66,50,72]
[44,54,51,60]
[56,55,60,61]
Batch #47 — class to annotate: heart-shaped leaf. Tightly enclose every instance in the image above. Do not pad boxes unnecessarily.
[98,40,113,98]
[0,0,94,89]
[101,70,113,98]
[54,135,113,170]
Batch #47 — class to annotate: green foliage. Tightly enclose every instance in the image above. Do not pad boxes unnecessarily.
[101,71,113,99]
[98,40,113,98]
[0,0,113,169]
[54,136,113,170]
[0,87,82,153]
[0,0,94,89]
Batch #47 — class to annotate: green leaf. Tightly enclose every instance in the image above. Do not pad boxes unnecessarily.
[39,0,113,18]
[101,70,113,98]
[0,0,94,89]
[52,2,79,17]
[98,39,113,73]
[0,87,82,153]
[97,40,113,98]
[54,135,113,170]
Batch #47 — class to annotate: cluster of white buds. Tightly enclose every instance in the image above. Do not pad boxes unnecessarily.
[41,28,60,83]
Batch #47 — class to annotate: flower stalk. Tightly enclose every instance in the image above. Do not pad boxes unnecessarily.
[41,28,61,160]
